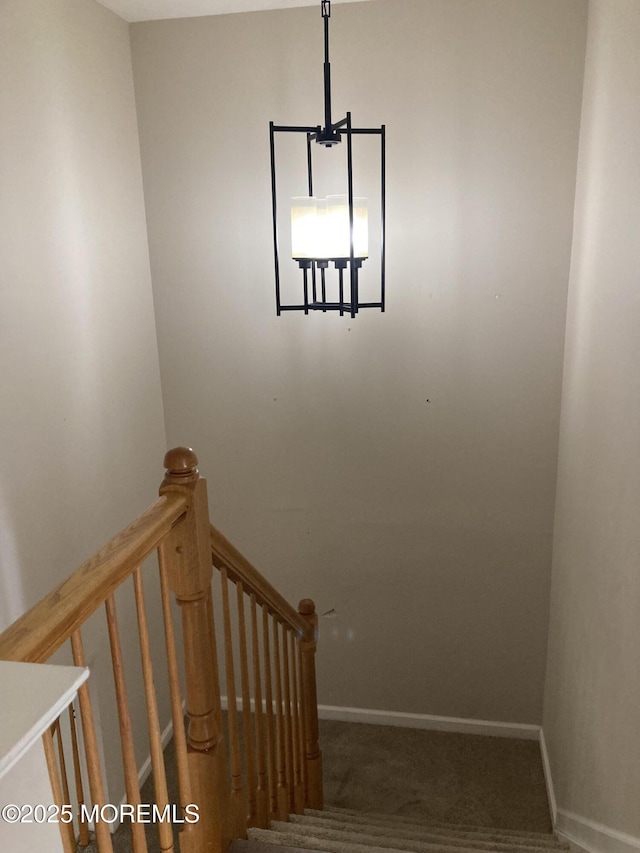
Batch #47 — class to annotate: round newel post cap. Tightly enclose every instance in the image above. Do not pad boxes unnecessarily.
[164,447,199,478]
[298,598,316,617]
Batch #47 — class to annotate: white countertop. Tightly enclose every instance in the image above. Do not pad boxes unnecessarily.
[0,660,89,780]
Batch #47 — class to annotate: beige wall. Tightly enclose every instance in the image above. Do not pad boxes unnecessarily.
[131,0,587,724]
[0,0,168,800]
[543,0,640,838]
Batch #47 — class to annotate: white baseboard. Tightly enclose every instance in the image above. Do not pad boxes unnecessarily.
[221,695,257,712]
[220,695,540,740]
[539,728,557,824]
[316,703,541,740]
[537,729,640,853]
[556,810,640,853]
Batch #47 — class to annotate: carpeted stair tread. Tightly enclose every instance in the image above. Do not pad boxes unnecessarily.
[314,808,558,841]
[232,840,326,853]
[306,810,561,844]
[251,821,560,853]
[289,814,565,851]
[249,826,468,853]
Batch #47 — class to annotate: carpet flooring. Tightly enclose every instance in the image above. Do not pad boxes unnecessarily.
[84,717,552,852]
[318,719,552,833]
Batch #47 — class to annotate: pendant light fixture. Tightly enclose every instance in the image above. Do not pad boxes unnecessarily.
[269,0,386,318]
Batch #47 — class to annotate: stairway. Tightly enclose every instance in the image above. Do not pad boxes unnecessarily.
[233,806,568,853]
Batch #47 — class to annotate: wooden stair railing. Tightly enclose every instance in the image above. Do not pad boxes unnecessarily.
[209,520,323,839]
[0,447,322,853]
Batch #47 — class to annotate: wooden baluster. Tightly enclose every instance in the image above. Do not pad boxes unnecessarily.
[220,566,247,839]
[158,547,195,838]
[297,599,323,809]
[53,721,72,811]
[70,630,114,853]
[105,593,149,853]
[262,607,278,820]
[206,581,224,730]
[133,567,174,853]
[250,595,269,827]
[68,703,90,847]
[272,615,289,820]
[289,630,304,813]
[159,448,230,853]
[42,726,75,853]
[237,581,257,825]
[281,622,294,813]
[295,636,307,802]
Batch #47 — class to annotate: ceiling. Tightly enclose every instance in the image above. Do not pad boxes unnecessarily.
[97,0,371,23]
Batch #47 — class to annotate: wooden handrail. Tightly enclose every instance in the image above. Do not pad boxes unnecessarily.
[210,522,311,640]
[0,446,322,853]
[0,492,187,664]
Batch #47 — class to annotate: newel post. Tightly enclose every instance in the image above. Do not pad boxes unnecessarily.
[159,448,230,853]
[298,598,323,809]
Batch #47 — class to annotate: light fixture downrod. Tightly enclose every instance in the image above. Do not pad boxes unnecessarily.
[319,0,340,146]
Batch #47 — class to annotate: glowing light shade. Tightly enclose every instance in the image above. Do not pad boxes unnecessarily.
[291,195,368,261]
[325,195,368,259]
[291,197,318,259]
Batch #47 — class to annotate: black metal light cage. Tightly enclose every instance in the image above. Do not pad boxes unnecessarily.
[269,0,386,319]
